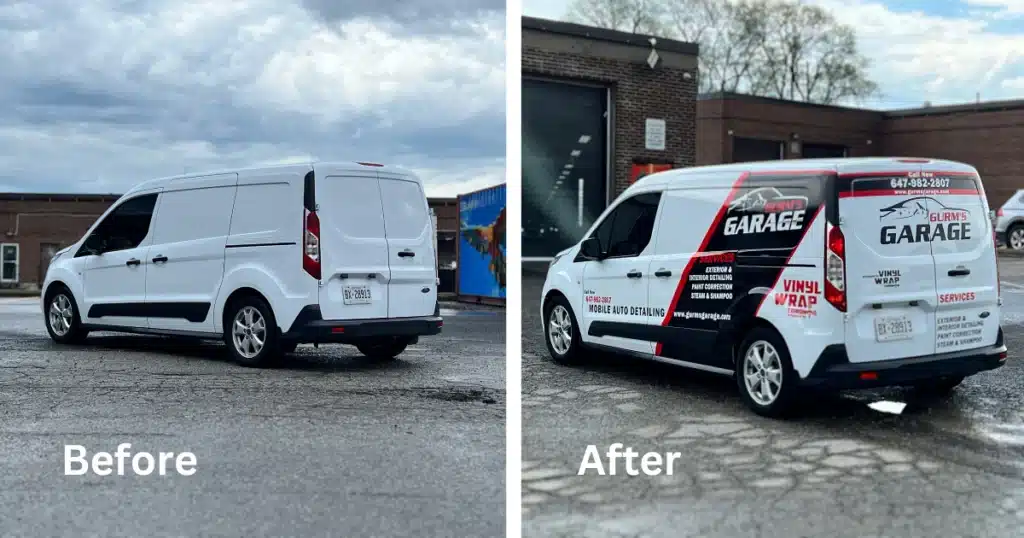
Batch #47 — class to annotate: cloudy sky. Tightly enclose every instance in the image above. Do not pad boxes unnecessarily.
[524,0,1024,109]
[0,0,505,197]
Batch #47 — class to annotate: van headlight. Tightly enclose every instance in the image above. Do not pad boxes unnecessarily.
[549,253,564,268]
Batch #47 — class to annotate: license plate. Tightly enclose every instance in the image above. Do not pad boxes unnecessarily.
[343,285,372,305]
[874,315,913,342]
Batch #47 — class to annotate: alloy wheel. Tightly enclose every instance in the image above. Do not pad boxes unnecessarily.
[743,340,783,406]
[548,305,572,355]
[1012,228,1024,250]
[48,294,73,337]
[232,306,267,359]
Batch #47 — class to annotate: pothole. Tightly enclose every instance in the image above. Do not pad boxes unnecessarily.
[417,387,500,404]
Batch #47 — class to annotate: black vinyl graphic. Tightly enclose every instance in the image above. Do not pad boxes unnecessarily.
[837,172,979,198]
[878,196,973,245]
[657,173,826,361]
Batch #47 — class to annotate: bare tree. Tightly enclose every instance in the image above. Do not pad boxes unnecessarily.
[564,0,665,34]
[748,0,877,103]
[564,0,878,105]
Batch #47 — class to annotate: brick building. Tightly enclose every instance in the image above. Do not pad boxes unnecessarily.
[523,17,1024,260]
[698,92,1024,209]
[522,16,699,259]
[0,193,460,290]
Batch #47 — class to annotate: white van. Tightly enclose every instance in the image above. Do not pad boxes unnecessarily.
[42,162,442,367]
[541,157,1007,417]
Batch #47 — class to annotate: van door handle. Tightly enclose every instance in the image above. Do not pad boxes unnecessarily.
[626,270,643,279]
[125,258,141,267]
[654,269,672,278]
[152,255,168,264]
[398,250,415,258]
[948,268,971,277]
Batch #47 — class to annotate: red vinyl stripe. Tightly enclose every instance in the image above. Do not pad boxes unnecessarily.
[754,205,824,318]
[837,170,978,178]
[655,172,749,356]
[839,188,979,198]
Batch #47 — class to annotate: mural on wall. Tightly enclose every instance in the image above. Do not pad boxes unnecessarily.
[458,184,506,299]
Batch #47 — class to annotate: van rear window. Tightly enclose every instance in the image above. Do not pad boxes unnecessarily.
[379,178,429,240]
[837,171,980,199]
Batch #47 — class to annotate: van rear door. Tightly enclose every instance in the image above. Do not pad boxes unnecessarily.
[919,162,1000,354]
[838,162,938,363]
[377,172,437,319]
[314,169,390,321]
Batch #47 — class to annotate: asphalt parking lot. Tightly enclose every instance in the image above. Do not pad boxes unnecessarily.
[522,255,1024,538]
[0,300,504,537]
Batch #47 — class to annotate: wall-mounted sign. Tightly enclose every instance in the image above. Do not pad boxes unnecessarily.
[645,118,666,151]
[629,161,674,185]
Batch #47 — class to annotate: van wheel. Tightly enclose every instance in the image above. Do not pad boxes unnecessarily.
[914,376,964,397]
[356,337,408,361]
[44,287,87,344]
[544,296,583,366]
[224,296,282,367]
[736,327,800,418]
[1008,224,1024,250]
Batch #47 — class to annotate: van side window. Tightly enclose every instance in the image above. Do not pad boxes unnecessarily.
[84,193,159,254]
[592,193,661,258]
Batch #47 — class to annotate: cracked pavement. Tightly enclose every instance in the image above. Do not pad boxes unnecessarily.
[0,300,504,537]
[522,257,1024,538]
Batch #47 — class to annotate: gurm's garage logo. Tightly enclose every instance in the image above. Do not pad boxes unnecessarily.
[879,197,971,245]
[723,188,808,236]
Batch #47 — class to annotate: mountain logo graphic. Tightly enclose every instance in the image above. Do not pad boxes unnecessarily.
[878,196,968,221]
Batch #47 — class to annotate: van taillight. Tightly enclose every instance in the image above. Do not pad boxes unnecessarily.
[994,227,1001,298]
[824,223,847,312]
[303,209,321,280]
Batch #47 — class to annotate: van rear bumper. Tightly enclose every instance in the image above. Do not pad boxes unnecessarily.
[282,305,443,344]
[801,330,1008,390]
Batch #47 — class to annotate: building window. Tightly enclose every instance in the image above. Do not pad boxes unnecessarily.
[802,143,848,159]
[0,243,18,284]
[732,137,784,163]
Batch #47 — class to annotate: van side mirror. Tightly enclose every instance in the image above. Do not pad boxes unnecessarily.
[579,237,603,260]
[82,234,107,256]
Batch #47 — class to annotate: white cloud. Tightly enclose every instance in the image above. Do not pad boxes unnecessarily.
[964,0,1024,15]
[0,0,506,197]
[806,0,1024,107]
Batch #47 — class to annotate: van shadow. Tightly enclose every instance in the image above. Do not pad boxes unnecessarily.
[75,335,419,374]
[575,348,970,424]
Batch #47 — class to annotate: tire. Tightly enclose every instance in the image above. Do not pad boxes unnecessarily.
[1008,224,1024,251]
[735,327,801,418]
[543,295,584,366]
[913,375,964,397]
[223,295,282,367]
[43,286,88,344]
[356,337,409,361]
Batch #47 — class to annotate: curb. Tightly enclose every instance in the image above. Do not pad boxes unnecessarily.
[0,291,41,298]
[439,300,504,312]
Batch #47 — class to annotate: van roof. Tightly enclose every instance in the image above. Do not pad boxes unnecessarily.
[124,161,415,196]
[631,157,978,191]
